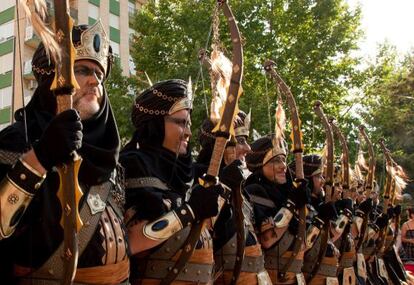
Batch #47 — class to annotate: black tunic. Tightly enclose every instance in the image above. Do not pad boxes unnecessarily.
[0,83,121,283]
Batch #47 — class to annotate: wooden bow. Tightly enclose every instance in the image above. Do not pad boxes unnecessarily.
[328,118,350,197]
[313,101,335,202]
[355,125,375,252]
[19,1,82,284]
[52,2,83,284]
[358,125,376,196]
[263,60,306,276]
[160,1,243,284]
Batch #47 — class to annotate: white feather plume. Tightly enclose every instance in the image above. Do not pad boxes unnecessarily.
[20,0,61,65]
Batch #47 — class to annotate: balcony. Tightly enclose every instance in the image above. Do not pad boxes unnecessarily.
[23,60,35,81]
[24,26,40,48]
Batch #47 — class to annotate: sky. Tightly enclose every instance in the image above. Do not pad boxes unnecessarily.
[347,0,414,58]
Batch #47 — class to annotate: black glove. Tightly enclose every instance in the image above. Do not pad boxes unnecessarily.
[188,183,221,221]
[336,198,353,218]
[393,205,402,216]
[387,207,394,219]
[287,178,309,209]
[375,214,389,230]
[220,159,245,189]
[318,201,338,223]
[33,110,83,170]
[341,198,354,213]
[358,198,373,215]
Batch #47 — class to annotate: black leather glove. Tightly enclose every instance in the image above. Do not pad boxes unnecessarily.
[393,205,402,216]
[358,198,373,215]
[336,198,353,218]
[33,110,83,170]
[375,214,389,230]
[287,178,309,209]
[188,183,221,221]
[339,198,353,211]
[318,201,338,223]
[220,159,245,189]
[387,207,394,219]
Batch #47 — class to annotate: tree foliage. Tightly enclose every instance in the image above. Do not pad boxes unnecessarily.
[130,0,364,154]
[358,44,414,192]
[105,58,135,144]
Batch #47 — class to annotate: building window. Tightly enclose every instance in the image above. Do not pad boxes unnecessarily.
[0,52,13,74]
[88,3,99,19]
[110,27,120,44]
[0,38,13,56]
[109,14,119,29]
[0,85,11,126]
[0,21,14,41]
[128,1,136,17]
[110,0,120,16]
[0,107,11,125]
[0,86,12,108]
[88,0,100,7]
[88,17,96,26]
[0,6,15,26]
[0,71,12,89]
[110,41,120,57]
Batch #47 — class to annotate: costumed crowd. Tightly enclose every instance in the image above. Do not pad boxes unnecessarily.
[0,1,412,285]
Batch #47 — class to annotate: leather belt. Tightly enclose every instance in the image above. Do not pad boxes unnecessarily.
[17,259,129,285]
[18,281,130,285]
[265,255,303,273]
[216,254,265,273]
[135,259,213,283]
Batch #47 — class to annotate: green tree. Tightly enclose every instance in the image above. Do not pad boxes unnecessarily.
[130,0,365,152]
[358,44,414,192]
[105,58,135,144]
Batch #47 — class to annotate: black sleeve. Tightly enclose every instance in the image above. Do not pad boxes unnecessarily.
[244,183,277,228]
[120,151,170,222]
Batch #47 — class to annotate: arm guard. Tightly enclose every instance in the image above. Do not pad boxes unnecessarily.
[353,209,364,233]
[143,204,195,241]
[333,208,353,235]
[0,159,46,239]
[273,199,295,228]
[306,216,324,248]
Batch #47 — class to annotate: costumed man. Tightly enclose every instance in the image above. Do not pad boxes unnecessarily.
[194,110,251,180]
[331,165,357,285]
[301,154,340,285]
[121,79,223,285]
[350,167,373,285]
[195,110,272,284]
[0,21,129,285]
[361,182,390,285]
[244,134,309,285]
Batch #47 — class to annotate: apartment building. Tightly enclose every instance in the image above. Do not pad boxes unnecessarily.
[0,0,145,129]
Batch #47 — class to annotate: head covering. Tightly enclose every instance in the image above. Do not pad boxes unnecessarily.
[127,79,192,149]
[296,154,323,178]
[196,110,249,165]
[245,135,287,172]
[123,79,194,194]
[32,20,113,86]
